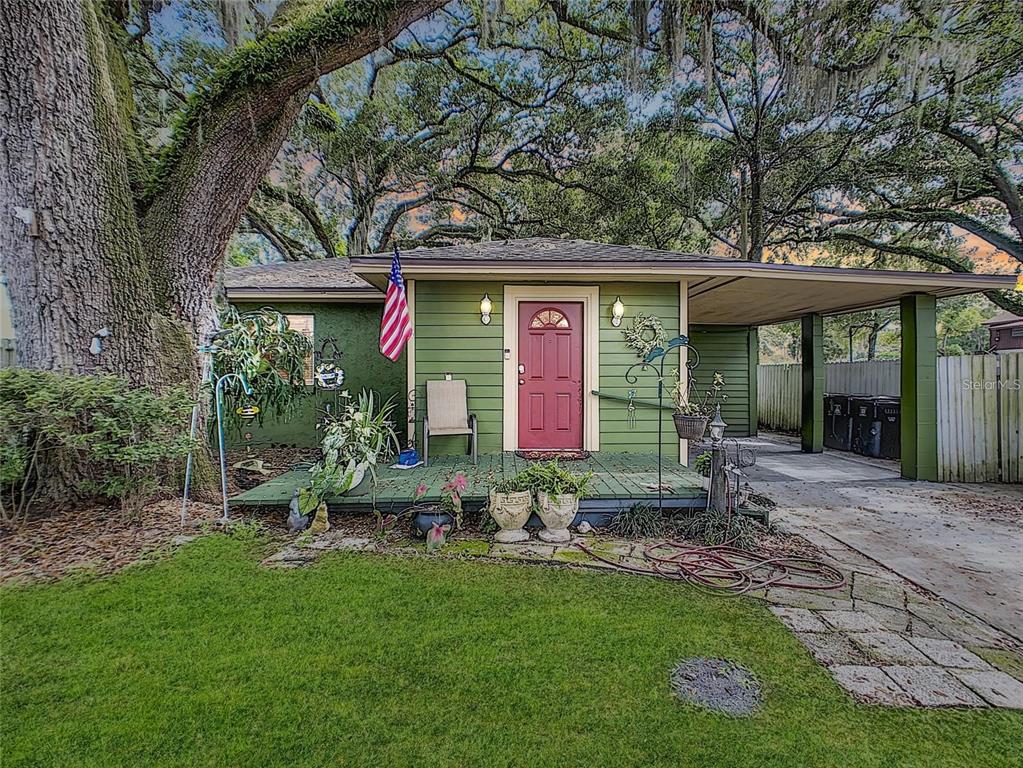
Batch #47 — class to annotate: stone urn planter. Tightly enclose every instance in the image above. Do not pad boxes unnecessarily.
[488,489,532,543]
[537,492,578,543]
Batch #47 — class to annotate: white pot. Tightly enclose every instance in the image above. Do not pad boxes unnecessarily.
[340,463,367,495]
[489,490,531,543]
[537,492,578,543]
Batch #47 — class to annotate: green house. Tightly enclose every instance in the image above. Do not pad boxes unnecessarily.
[226,238,1014,481]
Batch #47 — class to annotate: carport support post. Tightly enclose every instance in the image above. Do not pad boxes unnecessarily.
[800,313,824,453]
[900,294,938,481]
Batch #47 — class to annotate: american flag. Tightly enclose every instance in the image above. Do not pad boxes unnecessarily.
[379,247,413,361]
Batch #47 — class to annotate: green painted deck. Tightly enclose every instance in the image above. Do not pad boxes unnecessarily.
[230,452,707,514]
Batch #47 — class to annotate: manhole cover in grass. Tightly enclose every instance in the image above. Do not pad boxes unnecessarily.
[670,658,762,716]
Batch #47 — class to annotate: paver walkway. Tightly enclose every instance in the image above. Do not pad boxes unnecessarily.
[260,526,1023,710]
[742,434,1023,642]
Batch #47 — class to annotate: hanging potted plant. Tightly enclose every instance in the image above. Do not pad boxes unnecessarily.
[488,472,532,543]
[671,369,727,441]
[520,461,593,543]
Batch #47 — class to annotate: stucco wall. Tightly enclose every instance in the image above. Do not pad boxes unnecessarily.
[228,301,405,448]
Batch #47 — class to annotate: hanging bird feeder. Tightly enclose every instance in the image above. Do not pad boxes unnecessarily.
[236,404,261,421]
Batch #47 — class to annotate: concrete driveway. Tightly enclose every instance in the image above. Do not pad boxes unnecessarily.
[742,434,1023,642]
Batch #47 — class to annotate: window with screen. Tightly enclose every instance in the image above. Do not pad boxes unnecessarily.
[285,314,315,384]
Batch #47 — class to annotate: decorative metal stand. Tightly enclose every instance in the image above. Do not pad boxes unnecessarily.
[624,336,700,513]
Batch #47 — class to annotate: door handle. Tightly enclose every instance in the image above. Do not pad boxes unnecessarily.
[519,379,525,385]
[518,363,525,374]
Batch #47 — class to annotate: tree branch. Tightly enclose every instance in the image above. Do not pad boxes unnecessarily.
[258,181,334,258]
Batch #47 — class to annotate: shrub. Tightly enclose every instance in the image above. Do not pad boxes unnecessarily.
[0,369,193,522]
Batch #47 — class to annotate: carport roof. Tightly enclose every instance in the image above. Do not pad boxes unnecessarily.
[350,238,1018,325]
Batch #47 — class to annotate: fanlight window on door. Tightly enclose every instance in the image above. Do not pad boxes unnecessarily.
[529,309,570,329]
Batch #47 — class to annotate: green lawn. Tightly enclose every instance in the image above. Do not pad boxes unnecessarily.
[2,536,1021,767]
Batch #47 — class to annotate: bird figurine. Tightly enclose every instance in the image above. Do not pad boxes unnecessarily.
[286,490,310,533]
[310,501,330,534]
[425,521,450,552]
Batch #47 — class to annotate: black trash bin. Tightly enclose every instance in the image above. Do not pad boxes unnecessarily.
[824,394,853,452]
[850,396,882,458]
[874,397,901,460]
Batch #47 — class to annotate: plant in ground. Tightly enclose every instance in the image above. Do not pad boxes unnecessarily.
[0,369,192,523]
[211,307,312,435]
[679,509,760,550]
[608,503,675,539]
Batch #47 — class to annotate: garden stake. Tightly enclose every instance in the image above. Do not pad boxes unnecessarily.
[214,372,253,522]
[625,336,697,514]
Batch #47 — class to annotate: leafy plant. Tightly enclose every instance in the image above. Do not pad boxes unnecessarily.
[693,452,712,477]
[212,306,312,434]
[492,473,531,494]
[517,461,593,499]
[672,369,727,417]
[607,503,674,538]
[304,389,398,508]
[0,369,193,522]
[440,473,467,528]
[678,510,760,550]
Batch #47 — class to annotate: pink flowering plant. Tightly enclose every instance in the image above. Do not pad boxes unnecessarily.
[441,473,468,528]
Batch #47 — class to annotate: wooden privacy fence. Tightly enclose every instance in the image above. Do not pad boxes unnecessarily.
[758,352,1023,483]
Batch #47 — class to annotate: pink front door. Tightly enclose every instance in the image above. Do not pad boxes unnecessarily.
[518,302,583,449]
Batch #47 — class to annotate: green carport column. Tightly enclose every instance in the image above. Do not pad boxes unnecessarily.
[900,294,938,481]
[801,313,824,453]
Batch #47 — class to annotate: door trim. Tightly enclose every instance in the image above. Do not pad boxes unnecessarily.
[503,285,600,451]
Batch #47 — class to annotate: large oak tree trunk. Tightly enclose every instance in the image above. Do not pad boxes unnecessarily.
[1,0,168,384]
[1,0,447,501]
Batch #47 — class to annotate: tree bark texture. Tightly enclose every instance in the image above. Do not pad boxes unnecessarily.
[2,0,445,387]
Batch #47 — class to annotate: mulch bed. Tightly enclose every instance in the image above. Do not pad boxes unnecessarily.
[0,499,223,585]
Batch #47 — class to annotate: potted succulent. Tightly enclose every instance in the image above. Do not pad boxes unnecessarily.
[488,472,532,543]
[671,369,727,441]
[519,461,593,543]
[411,474,467,535]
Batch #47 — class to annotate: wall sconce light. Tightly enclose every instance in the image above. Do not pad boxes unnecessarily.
[611,296,625,327]
[480,293,493,325]
[708,405,728,444]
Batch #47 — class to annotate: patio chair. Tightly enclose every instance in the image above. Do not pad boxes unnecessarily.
[423,379,477,467]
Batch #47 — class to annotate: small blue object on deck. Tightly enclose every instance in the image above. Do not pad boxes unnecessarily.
[398,449,420,466]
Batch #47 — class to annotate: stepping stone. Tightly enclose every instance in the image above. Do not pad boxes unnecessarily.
[855,601,913,632]
[765,587,854,612]
[818,610,884,633]
[883,666,986,708]
[851,632,930,665]
[951,670,1023,709]
[795,633,870,666]
[852,573,909,610]
[769,606,828,633]
[829,665,913,707]
[907,637,991,670]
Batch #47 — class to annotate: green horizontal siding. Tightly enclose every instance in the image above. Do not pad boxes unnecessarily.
[598,282,681,460]
[414,281,504,456]
[688,324,756,437]
[228,301,406,448]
